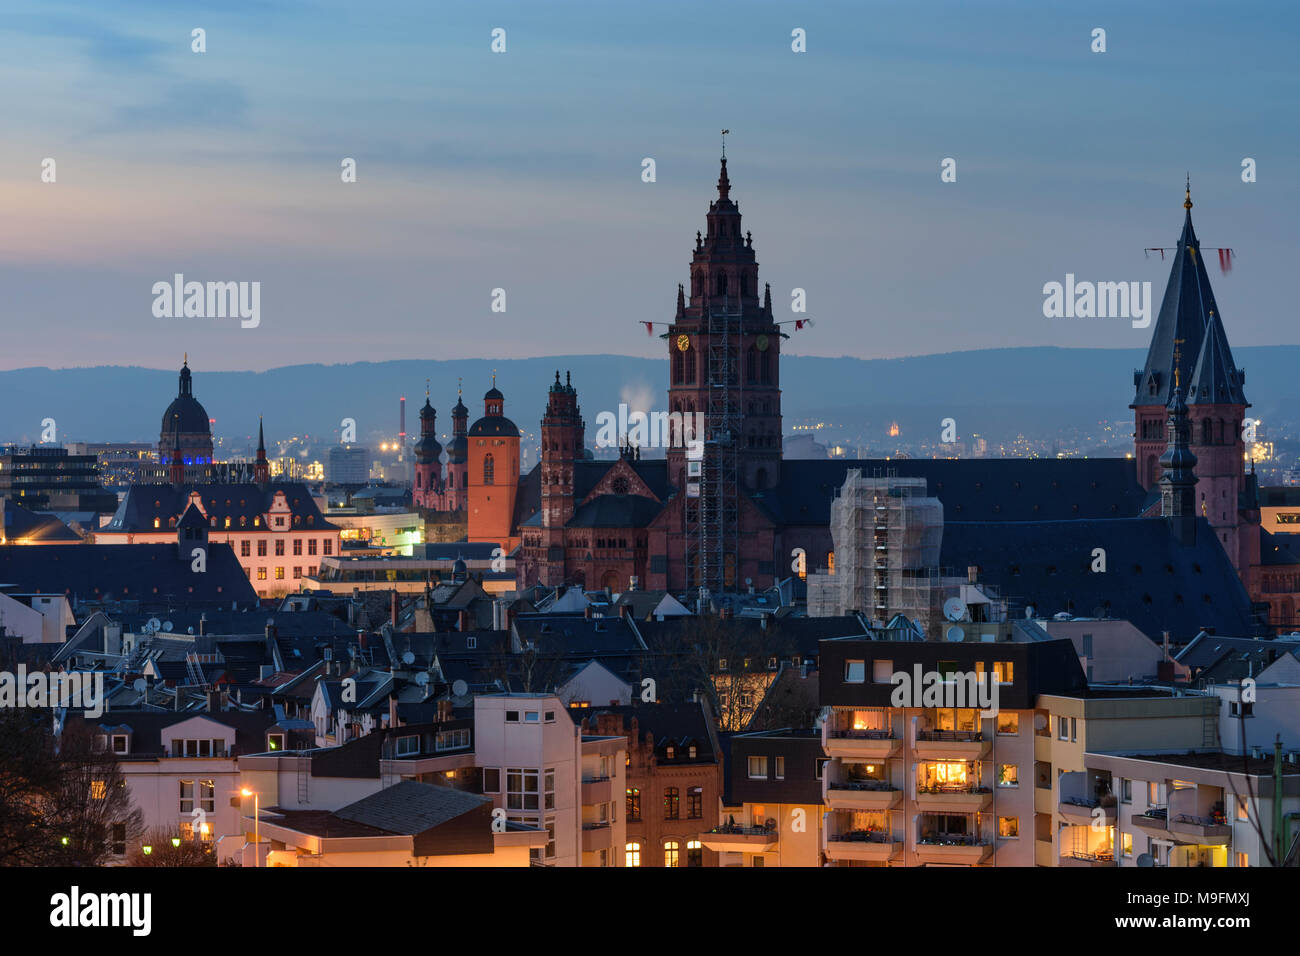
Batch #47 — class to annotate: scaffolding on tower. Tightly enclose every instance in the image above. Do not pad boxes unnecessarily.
[685,295,744,598]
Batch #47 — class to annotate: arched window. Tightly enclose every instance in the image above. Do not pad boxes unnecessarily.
[663,841,680,867]
[684,346,696,385]
[626,842,641,867]
[686,840,703,867]
[483,454,495,485]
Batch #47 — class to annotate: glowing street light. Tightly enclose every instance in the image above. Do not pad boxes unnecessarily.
[241,787,260,867]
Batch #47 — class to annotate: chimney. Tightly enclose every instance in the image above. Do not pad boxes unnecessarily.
[388,695,398,728]
[967,566,979,584]
[199,613,207,637]
[1162,631,1170,662]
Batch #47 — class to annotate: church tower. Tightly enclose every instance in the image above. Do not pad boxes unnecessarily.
[413,391,444,510]
[1133,183,1256,585]
[445,386,469,511]
[466,378,521,549]
[1158,384,1198,546]
[537,371,584,586]
[665,152,783,495]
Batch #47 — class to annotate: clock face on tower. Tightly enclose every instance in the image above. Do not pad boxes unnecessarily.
[756,334,769,351]
[676,334,690,352]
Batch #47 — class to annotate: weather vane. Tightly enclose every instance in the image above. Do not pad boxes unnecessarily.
[721,128,729,157]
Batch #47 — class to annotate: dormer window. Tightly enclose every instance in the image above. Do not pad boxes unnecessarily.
[689,745,697,759]
[267,733,285,752]
[666,746,675,760]
[112,735,128,754]
[466,635,477,649]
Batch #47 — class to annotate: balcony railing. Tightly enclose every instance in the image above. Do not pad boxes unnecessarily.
[581,822,611,831]
[918,784,991,795]
[829,830,894,844]
[830,780,896,792]
[707,824,775,836]
[829,729,893,740]
[581,775,611,784]
[917,730,983,742]
[1063,850,1115,863]
[1176,813,1228,828]
[917,833,988,847]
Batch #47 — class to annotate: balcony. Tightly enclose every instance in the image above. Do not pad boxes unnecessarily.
[1060,850,1116,867]
[1131,807,1176,841]
[581,822,613,853]
[914,730,989,760]
[824,729,899,760]
[915,836,992,866]
[825,831,900,863]
[699,823,778,853]
[915,785,992,813]
[825,781,901,811]
[581,776,613,805]
[1170,813,1232,843]
[1059,797,1116,826]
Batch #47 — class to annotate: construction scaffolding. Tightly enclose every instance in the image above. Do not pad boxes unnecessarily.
[809,469,945,635]
[686,298,743,597]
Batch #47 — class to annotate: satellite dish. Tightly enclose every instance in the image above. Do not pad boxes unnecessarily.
[1135,853,1155,868]
[943,598,965,622]
[945,626,964,643]
[1033,713,1047,731]
[187,627,195,635]
[1025,606,1035,619]
[162,620,173,632]
[452,679,469,697]
[414,672,429,686]
[132,678,147,693]
[146,617,162,633]
[401,651,416,665]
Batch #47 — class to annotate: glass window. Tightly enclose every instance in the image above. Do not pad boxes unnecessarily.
[179,779,194,813]
[627,787,641,821]
[506,768,539,810]
[996,713,1019,736]
[845,660,865,683]
[997,816,1019,838]
[483,768,500,793]
[626,842,641,867]
[872,660,894,683]
[663,840,680,867]
[748,756,768,779]
[997,764,1018,788]
[686,840,703,867]
[664,787,679,819]
[688,787,703,819]
[775,756,785,780]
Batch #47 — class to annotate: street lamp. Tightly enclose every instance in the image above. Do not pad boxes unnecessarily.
[241,787,260,867]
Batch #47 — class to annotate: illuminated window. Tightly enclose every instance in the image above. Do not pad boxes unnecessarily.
[626,787,641,821]
[1122,832,1134,857]
[626,842,641,867]
[257,568,266,580]
[747,756,768,779]
[997,764,1018,787]
[664,787,679,820]
[200,780,215,813]
[153,518,160,529]
[827,551,835,574]
[686,840,703,867]
[275,567,284,580]
[1237,796,1249,821]
[993,661,1014,683]
[267,734,284,751]
[90,780,107,800]
[997,816,1019,838]
[663,840,680,867]
[996,713,1019,735]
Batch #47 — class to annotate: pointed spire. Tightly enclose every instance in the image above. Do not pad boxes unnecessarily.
[1184,172,1192,211]
[257,416,265,453]
[1159,385,1198,544]
[717,156,731,202]
[1187,309,1247,407]
[676,283,686,318]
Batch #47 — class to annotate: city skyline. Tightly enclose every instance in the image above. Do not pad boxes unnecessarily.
[3,0,1299,371]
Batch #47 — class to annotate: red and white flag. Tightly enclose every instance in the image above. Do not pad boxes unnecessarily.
[644,322,655,335]
[1218,248,1233,273]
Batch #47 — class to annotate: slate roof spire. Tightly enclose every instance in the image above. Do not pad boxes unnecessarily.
[1187,309,1247,406]
[1132,180,1241,409]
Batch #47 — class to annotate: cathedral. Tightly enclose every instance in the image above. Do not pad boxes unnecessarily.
[440,157,1293,635]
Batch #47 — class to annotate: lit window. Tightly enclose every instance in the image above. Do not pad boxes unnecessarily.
[663,840,680,867]
[996,713,1019,735]
[997,816,1019,838]
[997,764,1018,787]
[90,780,107,800]
[626,842,641,867]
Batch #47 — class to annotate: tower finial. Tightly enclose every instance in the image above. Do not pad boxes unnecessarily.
[492,368,496,388]
[458,376,462,398]
[1184,173,1192,211]
[183,351,187,366]
[426,377,430,400]
[721,128,729,159]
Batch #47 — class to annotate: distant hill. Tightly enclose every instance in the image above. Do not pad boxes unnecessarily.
[1,347,1296,448]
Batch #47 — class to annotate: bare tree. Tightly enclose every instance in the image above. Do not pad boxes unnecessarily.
[49,722,144,866]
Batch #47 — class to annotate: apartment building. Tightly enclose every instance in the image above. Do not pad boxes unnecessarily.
[1083,750,1300,867]
[473,693,626,867]
[819,634,1086,866]
[702,729,825,866]
[582,701,724,867]
[1036,687,1219,867]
